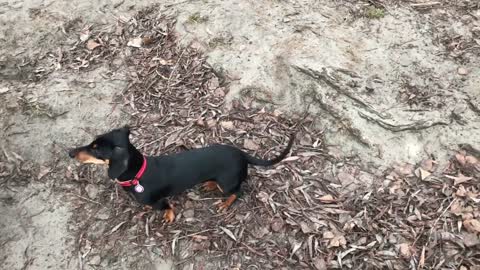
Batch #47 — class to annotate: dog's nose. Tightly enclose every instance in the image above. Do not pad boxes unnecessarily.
[68,149,77,158]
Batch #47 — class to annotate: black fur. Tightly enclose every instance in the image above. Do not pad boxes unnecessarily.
[69,127,294,215]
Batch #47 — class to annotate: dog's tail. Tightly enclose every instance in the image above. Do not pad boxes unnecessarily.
[243,133,295,166]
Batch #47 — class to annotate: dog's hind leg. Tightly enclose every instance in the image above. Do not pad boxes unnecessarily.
[216,170,247,212]
[152,199,175,223]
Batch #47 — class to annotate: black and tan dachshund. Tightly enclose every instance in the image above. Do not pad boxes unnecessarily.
[69,127,294,222]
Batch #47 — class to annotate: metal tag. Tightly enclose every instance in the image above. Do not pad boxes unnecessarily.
[134,184,144,193]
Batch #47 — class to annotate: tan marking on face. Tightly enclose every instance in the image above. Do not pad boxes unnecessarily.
[75,151,107,164]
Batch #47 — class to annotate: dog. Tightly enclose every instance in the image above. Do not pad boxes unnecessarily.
[69,127,294,223]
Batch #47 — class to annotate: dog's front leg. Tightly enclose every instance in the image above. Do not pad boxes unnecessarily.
[152,199,175,223]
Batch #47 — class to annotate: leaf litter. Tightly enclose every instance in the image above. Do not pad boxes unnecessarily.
[24,4,480,269]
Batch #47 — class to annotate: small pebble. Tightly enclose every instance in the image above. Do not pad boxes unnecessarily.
[89,255,101,265]
[458,67,469,75]
[183,209,195,218]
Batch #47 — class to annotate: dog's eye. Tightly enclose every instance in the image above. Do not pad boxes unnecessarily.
[92,144,97,149]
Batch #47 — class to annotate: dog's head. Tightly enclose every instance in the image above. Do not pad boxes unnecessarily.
[69,127,131,179]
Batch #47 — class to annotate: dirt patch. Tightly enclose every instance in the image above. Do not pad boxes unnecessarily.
[1,0,480,270]
[173,0,480,165]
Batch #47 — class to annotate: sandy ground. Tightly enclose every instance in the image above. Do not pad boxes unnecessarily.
[1,0,479,269]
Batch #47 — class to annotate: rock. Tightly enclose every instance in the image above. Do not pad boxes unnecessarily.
[252,226,269,238]
[462,232,480,247]
[183,209,195,218]
[398,243,411,258]
[472,26,480,36]
[184,200,194,209]
[461,15,472,23]
[398,54,413,67]
[96,209,110,220]
[89,222,106,240]
[207,77,220,89]
[270,217,285,232]
[457,67,469,75]
[89,255,101,265]
[312,257,327,270]
[6,94,18,109]
[0,87,9,94]
[244,139,260,151]
[337,172,355,187]
[85,184,100,199]
[182,264,194,270]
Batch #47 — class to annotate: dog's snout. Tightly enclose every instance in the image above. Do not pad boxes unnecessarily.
[68,149,77,158]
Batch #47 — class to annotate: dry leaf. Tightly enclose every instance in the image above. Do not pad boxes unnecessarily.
[337,172,355,187]
[283,156,300,162]
[0,87,9,94]
[467,190,480,203]
[152,57,172,65]
[165,132,180,147]
[220,226,237,241]
[244,139,259,151]
[206,119,217,128]
[312,257,327,270]
[394,163,415,176]
[109,221,126,234]
[419,246,425,268]
[220,121,235,130]
[127,37,143,48]
[323,231,334,239]
[450,199,464,216]
[256,191,269,203]
[398,243,411,258]
[86,39,101,50]
[300,221,313,234]
[79,28,90,42]
[462,232,480,247]
[214,87,225,97]
[420,159,435,172]
[446,173,473,185]
[252,226,269,238]
[191,235,208,242]
[456,186,467,197]
[455,153,466,166]
[463,219,480,233]
[465,155,479,165]
[290,241,302,257]
[142,36,153,45]
[318,194,335,203]
[37,166,51,180]
[328,235,346,248]
[415,168,431,180]
[207,77,220,89]
[271,217,284,232]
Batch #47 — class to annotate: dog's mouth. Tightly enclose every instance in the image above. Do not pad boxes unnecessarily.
[69,149,109,165]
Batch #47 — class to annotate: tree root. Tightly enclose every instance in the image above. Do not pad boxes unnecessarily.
[294,65,390,120]
[358,111,449,132]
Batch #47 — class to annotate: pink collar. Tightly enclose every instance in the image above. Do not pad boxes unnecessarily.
[117,156,147,187]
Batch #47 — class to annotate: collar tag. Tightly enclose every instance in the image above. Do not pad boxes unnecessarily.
[134,184,144,193]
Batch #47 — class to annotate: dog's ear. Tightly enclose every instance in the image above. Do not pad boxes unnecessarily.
[110,127,131,148]
[108,146,129,179]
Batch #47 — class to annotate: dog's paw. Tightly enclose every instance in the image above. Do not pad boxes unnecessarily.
[217,194,238,212]
[217,201,229,212]
[163,209,175,223]
[202,181,219,192]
